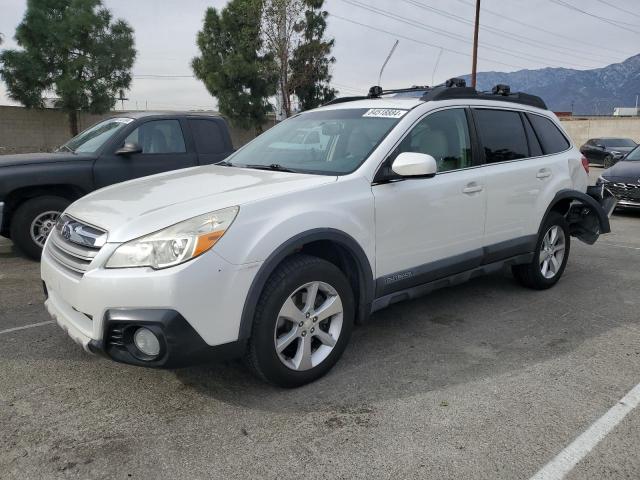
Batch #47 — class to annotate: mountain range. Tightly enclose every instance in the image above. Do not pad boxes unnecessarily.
[460,54,640,115]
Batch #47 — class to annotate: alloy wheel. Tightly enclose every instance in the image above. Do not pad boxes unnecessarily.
[30,211,61,247]
[539,225,566,279]
[273,281,344,371]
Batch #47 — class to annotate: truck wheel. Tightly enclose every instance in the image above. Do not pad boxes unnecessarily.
[10,196,70,260]
[245,254,354,388]
[512,212,571,290]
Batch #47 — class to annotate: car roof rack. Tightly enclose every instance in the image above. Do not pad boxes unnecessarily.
[323,78,547,110]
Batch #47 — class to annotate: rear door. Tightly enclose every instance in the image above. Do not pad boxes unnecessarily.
[373,107,487,296]
[188,118,234,165]
[93,118,198,188]
[473,108,560,253]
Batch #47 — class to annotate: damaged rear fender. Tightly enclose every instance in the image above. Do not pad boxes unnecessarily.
[542,188,616,245]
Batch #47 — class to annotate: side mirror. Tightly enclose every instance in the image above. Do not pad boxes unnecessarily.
[391,152,437,178]
[115,142,142,155]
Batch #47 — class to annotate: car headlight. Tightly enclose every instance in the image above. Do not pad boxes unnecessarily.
[610,151,622,157]
[106,206,239,269]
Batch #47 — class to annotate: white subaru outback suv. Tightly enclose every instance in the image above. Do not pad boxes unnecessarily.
[41,79,615,387]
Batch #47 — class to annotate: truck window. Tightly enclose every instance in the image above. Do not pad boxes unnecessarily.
[125,120,186,154]
[190,119,227,154]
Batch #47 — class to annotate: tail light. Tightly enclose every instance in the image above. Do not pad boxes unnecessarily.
[581,155,589,174]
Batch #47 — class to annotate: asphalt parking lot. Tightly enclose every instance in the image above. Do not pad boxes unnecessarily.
[1,167,639,480]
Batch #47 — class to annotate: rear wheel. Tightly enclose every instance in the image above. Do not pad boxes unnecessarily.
[603,154,614,168]
[10,196,70,260]
[512,212,570,290]
[245,254,354,387]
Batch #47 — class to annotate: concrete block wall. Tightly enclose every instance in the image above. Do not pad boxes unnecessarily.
[559,116,640,148]
[2,105,639,156]
[0,106,268,154]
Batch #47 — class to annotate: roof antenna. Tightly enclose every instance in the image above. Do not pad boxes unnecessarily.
[378,40,399,88]
[431,48,443,87]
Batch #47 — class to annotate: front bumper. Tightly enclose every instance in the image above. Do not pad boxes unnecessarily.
[41,242,261,367]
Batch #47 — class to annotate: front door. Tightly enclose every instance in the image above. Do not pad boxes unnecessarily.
[94,118,197,188]
[373,108,487,296]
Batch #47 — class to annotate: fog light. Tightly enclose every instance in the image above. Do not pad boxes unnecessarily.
[133,327,160,357]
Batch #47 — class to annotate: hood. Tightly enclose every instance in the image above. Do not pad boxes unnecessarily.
[67,164,337,242]
[602,159,640,181]
[0,152,91,167]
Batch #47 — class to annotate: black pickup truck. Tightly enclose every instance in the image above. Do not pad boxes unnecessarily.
[0,112,234,259]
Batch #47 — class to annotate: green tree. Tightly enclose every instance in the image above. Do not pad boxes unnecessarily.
[290,0,336,111]
[0,0,136,136]
[192,0,276,132]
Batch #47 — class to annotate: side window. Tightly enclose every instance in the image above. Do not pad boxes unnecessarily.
[527,114,570,154]
[124,120,186,154]
[474,109,528,163]
[522,114,543,157]
[393,108,472,173]
[190,119,227,154]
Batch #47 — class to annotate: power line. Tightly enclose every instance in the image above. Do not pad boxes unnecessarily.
[593,0,640,19]
[401,0,622,65]
[549,0,640,33]
[341,0,599,69]
[330,13,529,69]
[454,0,635,59]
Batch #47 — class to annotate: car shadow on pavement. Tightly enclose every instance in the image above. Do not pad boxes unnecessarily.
[174,270,624,413]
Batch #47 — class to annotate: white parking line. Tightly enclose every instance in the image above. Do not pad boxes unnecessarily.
[0,320,54,335]
[529,382,640,480]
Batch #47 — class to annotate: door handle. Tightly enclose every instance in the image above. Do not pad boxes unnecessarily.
[462,183,483,194]
[536,169,552,179]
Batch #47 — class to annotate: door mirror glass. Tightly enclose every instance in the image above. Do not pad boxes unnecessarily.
[391,152,437,177]
[115,142,143,155]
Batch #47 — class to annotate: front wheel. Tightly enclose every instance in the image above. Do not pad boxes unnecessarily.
[10,196,70,260]
[245,254,354,387]
[512,212,571,290]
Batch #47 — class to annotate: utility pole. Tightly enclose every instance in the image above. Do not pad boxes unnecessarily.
[471,0,481,88]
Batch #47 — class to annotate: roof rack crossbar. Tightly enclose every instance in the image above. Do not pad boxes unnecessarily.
[322,80,547,110]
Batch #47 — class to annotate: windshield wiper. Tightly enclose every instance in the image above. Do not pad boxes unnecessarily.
[240,163,300,173]
[57,144,75,153]
[216,160,232,166]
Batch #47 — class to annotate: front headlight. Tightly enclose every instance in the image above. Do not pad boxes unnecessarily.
[106,206,239,269]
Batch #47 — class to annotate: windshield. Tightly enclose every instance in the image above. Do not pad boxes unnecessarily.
[227,108,406,175]
[60,118,134,153]
[603,138,636,148]
[625,146,640,161]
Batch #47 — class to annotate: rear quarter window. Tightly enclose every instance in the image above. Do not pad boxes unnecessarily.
[527,114,570,154]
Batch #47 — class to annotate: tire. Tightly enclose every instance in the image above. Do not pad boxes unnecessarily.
[245,254,355,388]
[10,196,70,260]
[603,155,614,169]
[512,212,571,290]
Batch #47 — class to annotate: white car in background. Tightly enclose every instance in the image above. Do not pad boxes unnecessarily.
[41,79,615,387]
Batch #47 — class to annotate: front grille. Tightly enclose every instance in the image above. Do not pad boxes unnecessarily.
[606,183,640,203]
[47,215,106,275]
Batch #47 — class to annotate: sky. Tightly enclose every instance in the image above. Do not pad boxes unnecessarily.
[0,0,638,111]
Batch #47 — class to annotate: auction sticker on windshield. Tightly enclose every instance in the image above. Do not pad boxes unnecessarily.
[362,109,408,119]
